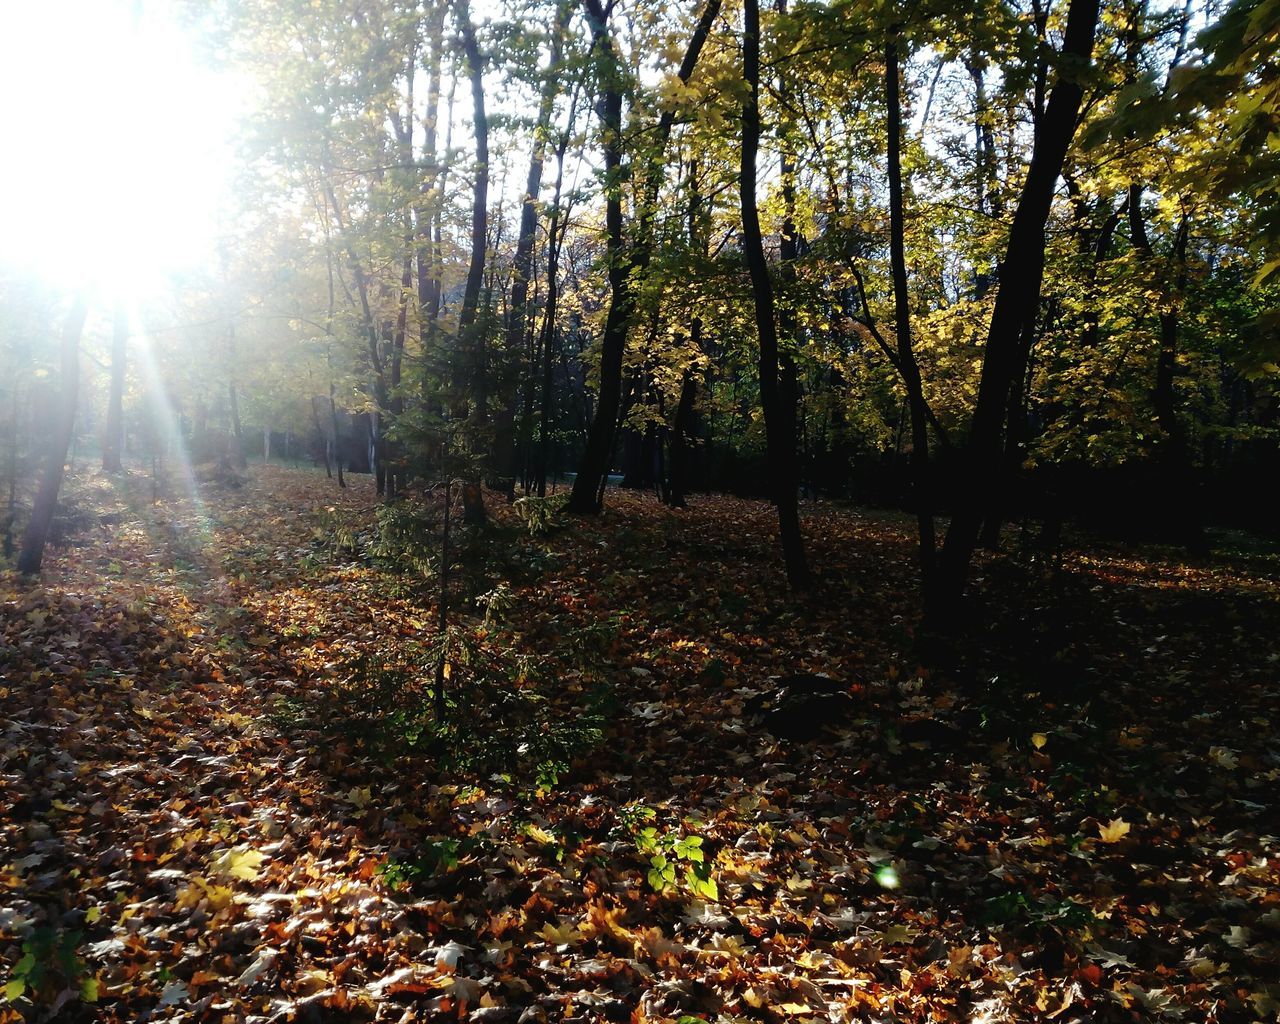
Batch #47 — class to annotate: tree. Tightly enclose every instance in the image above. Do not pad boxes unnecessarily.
[18,295,90,575]
[740,0,809,587]
[937,0,1103,614]
[101,303,127,473]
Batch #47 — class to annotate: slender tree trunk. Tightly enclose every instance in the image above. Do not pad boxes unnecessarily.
[885,36,939,611]
[567,0,628,513]
[417,0,446,426]
[567,0,722,513]
[457,1,489,399]
[667,159,709,509]
[666,363,697,508]
[102,303,127,473]
[323,176,387,494]
[535,245,563,497]
[495,1,571,497]
[329,383,345,488]
[740,0,809,588]
[775,0,805,513]
[937,0,1101,612]
[18,296,89,575]
[454,1,489,524]
[1131,193,1201,549]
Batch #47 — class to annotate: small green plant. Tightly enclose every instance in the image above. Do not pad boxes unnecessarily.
[313,506,365,562]
[513,494,568,536]
[377,838,466,889]
[981,890,1097,931]
[372,502,442,578]
[4,928,98,1005]
[291,632,605,785]
[618,805,718,900]
[478,582,515,625]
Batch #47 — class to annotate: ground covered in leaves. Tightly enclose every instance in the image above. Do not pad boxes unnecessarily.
[3,463,1279,1023]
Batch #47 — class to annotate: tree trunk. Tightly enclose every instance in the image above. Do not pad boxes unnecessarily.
[18,296,89,575]
[740,0,809,588]
[666,363,697,508]
[417,0,446,416]
[885,36,939,612]
[937,0,1101,612]
[329,382,345,488]
[567,0,722,513]
[496,1,570,497]
[457,1,489,402]
[456,0,489,525]
[322,176,387,494]
[1130,195,1202,550]
[102,303,126,473]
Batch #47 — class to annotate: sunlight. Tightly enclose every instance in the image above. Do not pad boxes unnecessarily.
[126,304,209,524]
[0,1,244,301]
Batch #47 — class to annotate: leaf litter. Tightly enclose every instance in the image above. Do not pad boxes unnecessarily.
[2,465,1279,1022]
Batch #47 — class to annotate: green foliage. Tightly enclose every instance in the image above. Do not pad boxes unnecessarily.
[377,838,469,889]
[372,502,442,578]
[513,493,569,536]
[3,928,97,1007]
[617,805,719,900]
[312,506,367,563]
[295,630,606,785]
[980,891,1097,934]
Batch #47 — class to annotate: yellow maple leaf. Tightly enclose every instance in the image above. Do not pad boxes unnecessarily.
[176,877,235,910]
[538,921,583,945]
[1098,819,1130,843]
[209,845,267,881]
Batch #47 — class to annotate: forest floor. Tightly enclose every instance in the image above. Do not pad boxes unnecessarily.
[3,462,1279,1024]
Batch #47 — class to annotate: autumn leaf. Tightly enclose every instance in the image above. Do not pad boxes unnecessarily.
[209,845,267,881]
[1097,819,1131,843]
[538,921,584,946]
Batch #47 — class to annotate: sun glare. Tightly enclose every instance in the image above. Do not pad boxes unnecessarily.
[0,1,244,301]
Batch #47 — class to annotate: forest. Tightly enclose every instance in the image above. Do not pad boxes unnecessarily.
[2,0,1279,1020]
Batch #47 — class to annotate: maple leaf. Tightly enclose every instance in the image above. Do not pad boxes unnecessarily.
[1208,746,1239,769]
[209,845,267,881]
[1097,819,1131,843]
[538,921,584,946]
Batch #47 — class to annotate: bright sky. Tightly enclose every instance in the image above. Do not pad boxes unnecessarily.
[0,0,245,301]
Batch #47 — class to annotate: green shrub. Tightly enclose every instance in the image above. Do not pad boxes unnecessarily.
[513,494,568,536]
[298,630,605,785]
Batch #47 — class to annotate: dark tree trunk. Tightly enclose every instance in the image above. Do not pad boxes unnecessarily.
[566,0,628,514]
[329,382,346,488]
[1130,193,1202,550]
[455,1,489,524]
[567,0,722,513]
[740,0,809,588]
[495,2,570,497]
[323,177,387,495]
[102,303,126,473]
[937,0,1101,613]
[457,2,489,403]
[885,36,939,612]
[666,363,697,508]
[18,296,89,575]
[417,0,446,391]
